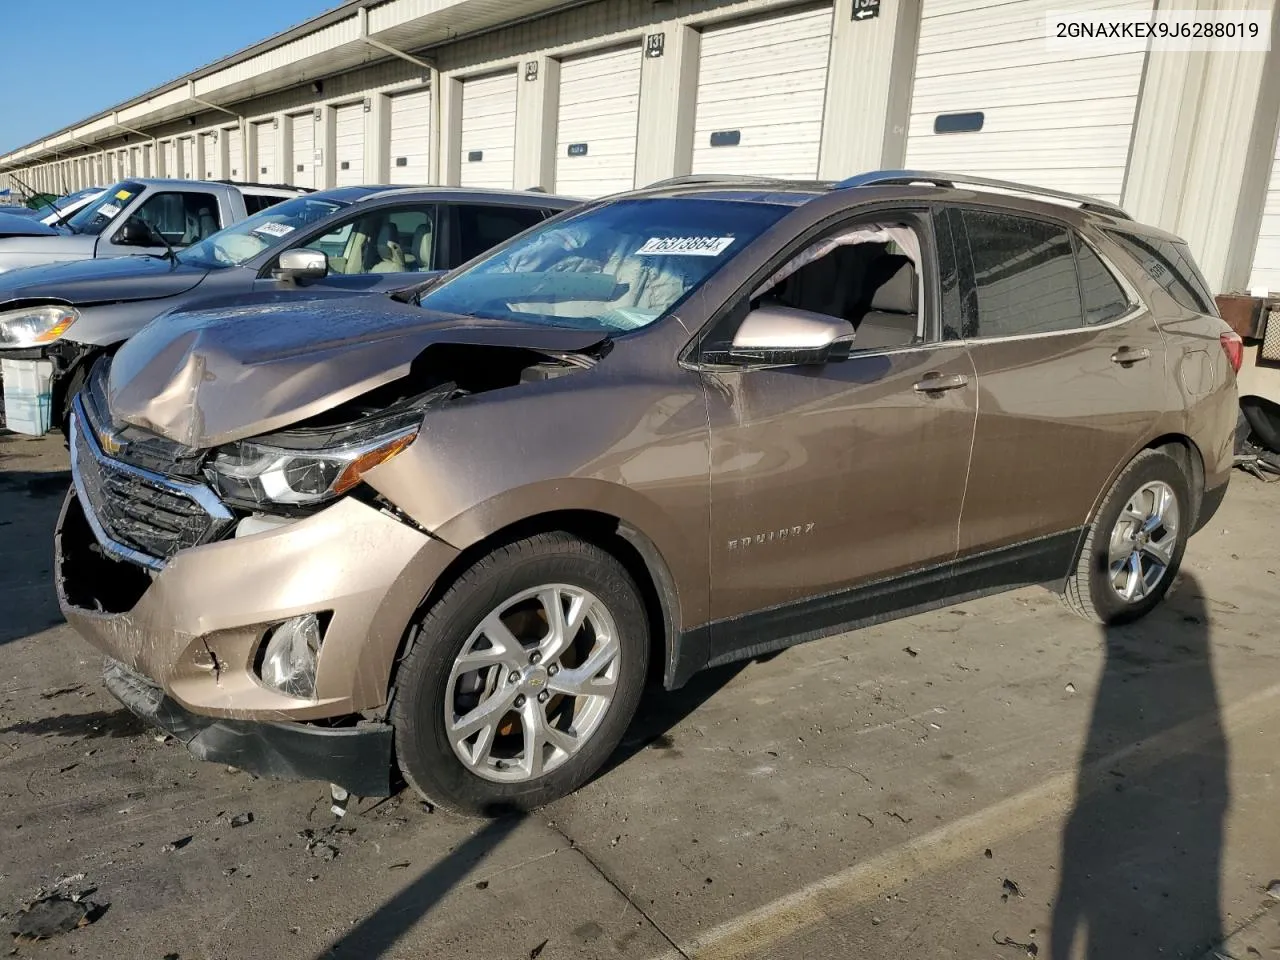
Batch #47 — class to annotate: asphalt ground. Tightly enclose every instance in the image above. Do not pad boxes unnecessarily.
[1,429,1277,960]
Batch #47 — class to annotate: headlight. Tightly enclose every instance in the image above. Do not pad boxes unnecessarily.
[0,304,78,347]
[206,425,418,508]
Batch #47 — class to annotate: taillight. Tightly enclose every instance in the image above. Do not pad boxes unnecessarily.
[1220,330,1243,374]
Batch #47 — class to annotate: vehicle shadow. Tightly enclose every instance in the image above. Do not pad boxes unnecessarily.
[319,662,752,959]
[597,659,751,780]
[314,812,525,960]
[1050,572,1227,958]
[0,468,69,645]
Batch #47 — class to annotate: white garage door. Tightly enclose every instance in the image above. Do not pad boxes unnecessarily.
[460,71,517,189]
[179,138,194,179]
[554,45,641,197]
[142,145,153,178]
[226,127,244,179]
[254,121,278,183]
[163,140,177,178]
[389,88,431,185]
[906,0,1151,203]
[1249,130,1280,293]
[290,113,316,188]
[200,133,221,179]
[130,147,142,178]
[335,103,365,186]
[691,5,834,179]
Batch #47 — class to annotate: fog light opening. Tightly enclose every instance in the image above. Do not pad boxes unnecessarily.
[257,612,331,699]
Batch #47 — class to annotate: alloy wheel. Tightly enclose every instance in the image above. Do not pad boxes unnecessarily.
[1107,480,1180,603]
[444,584,621,783]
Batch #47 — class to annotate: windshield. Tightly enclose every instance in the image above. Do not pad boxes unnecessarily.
[64,181,143,236]
[418,198,791,332]
[177,195,347,269]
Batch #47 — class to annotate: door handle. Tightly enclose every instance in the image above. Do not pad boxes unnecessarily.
[913,372,969,393]
[1110,346,1151,365]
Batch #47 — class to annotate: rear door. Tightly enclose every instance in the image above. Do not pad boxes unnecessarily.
[943,205,1165,566]
[437,202,549,268]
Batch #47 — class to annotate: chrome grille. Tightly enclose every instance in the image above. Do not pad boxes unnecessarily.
[70,397,233,569]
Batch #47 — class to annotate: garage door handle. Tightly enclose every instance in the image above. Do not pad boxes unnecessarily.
[1110,346,1151,365]
[913,373,969,393]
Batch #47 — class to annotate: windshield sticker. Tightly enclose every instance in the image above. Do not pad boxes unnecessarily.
[97,203,122,219]
[114,190,133,201]
[637,236,736,257]
[252,222,295,239]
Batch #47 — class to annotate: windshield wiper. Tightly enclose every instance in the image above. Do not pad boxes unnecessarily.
[142,221,178,264]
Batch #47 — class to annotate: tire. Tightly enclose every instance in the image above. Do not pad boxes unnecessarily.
[56,360,91,443]
[390,532,649,817]
[1061,448,1191,625]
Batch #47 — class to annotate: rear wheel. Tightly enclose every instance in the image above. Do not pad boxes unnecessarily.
[1062,448,1191,624]
[390,532,649,816]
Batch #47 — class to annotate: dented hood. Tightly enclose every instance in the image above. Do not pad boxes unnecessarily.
[107,291,608,448]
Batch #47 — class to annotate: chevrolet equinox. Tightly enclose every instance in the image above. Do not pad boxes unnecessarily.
[55,171,1240,815]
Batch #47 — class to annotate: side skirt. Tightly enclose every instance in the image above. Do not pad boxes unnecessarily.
[667,528,1084,687]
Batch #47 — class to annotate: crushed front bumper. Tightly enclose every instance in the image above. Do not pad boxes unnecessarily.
[104,657,394,796]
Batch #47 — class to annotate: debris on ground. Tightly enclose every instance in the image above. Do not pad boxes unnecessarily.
[903,646,920,657]
[298,825,353,862]
[330,784,349,818]
[9,894,104,942]
[984,848,993,859]
[387,862,410,871]
[993,933,1038,957]
[529,938,549,959]
[886,811,911,825]
[161,836,193,853]
[475,880,489,890]
[38,684,83,700]
[225,812,253,828]
[1001,878,1025,901]
[1064,683,1076,694]
[1265,879,1280,900]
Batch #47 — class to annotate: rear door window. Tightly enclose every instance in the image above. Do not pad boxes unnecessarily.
[958,209,1083,338]
[450,204,546,266]
[242,193,286,215]
[1074,238,1131,325]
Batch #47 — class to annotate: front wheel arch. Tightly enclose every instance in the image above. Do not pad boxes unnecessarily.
[383,509,679,715]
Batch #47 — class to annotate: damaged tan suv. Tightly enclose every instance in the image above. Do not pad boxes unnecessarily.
[56,171,1239,815]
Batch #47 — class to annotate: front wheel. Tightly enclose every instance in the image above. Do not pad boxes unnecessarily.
[390,532,649,816]
[1061,448,1191,624]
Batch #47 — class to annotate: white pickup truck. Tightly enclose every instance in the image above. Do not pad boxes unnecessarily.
[0,178,304,274]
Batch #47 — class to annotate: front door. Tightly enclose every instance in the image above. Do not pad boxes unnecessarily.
[700,210,978,661]
[943,205,1168,565]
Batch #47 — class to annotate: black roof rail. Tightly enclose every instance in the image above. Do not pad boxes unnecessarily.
[833,169,1131,220]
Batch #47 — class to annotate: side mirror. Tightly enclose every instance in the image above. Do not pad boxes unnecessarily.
[272,247,328,282]
[730,304,855,365]
[115,218,155,247]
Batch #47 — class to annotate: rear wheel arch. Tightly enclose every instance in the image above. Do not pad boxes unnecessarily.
[1085,432,1205,531]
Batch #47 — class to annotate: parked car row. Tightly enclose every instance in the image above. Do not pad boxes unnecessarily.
[0,180,577,434]
[2,169,1241,816]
